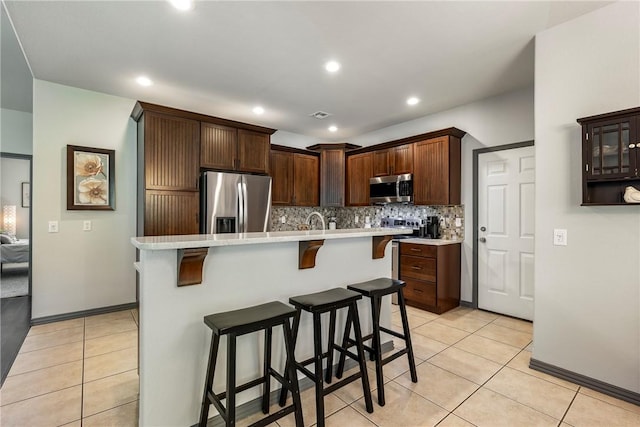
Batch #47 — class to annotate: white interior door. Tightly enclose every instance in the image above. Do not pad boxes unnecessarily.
[478,146,535,321]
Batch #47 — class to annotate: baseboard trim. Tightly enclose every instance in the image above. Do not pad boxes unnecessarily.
[31,302,138,325]
[458,300,475,309]
[529,357,640,406]
[200,341,394,427]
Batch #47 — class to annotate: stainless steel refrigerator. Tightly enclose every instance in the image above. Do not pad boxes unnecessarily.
[202,171,272,234]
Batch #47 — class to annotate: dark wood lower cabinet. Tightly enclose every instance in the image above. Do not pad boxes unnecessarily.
[399,242,461,314]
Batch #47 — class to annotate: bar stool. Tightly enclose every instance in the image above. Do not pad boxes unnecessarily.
[279,287,374,427]
[336,278,418,406]
[199,301,304,427]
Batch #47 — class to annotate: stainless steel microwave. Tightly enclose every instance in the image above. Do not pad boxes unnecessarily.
[369,174,413,204]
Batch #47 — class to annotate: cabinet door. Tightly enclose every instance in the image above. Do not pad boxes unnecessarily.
[346,152,372,206]
[585,117,635,178]
[392,143,414,175]
[238,129,270,174]
[320,149,346,207]
[372,149,391,177]
[414,137,451,205]
[270,151,293,205]
[145,113,200,191]
[293,154,319,206]
[144,190,199,236]
[200,122,237,171]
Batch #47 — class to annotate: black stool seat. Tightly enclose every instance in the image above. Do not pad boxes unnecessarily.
[347,278,405,297]
[337,277,417,407]
[288,287,362,312]
[280,287,373,427]
[199,301,303,427]
[204,302,296,336]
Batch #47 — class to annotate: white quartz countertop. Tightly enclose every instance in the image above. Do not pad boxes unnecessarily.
[399,238,463,246]
[131,228,411,250]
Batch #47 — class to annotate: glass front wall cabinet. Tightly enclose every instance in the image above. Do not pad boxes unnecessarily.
[578,107,640,205]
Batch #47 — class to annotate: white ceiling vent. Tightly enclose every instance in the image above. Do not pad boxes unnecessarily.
[309,111,332,120]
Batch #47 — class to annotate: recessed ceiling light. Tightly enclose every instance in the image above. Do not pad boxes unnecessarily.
[325,61,341,73]
[168,0,194,11]
[136,76,153,87]
[407,97,420,106]
[328,125,338,132]
[252,106,265,115]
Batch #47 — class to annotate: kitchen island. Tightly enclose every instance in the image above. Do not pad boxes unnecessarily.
[131,228,408,426]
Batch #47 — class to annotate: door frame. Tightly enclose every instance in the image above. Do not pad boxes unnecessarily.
[0,152,33,297]
[472,140,534,308]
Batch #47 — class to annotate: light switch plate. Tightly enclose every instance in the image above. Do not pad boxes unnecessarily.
[553,229,567,246]
[48,221,59,233]
[83,220,92,231]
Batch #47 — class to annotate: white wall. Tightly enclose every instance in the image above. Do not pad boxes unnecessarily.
[350,87,535,302]
[1,108,33,155]
[534,1,640,393]
[32,80,137,318]
[1,157,30,238]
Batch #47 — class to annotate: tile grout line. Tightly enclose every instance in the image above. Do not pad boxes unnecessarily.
[558,387,580,426]
[80,316,86,426]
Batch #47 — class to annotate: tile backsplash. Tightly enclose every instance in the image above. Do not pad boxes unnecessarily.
[270,204,464,240]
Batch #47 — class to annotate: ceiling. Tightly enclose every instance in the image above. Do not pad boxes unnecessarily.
[3,1,611,140]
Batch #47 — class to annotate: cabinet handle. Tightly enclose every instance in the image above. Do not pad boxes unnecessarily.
[410,248,421,252]
[630,144,637,149]
[414,288,424,293]
[411,265,422,270]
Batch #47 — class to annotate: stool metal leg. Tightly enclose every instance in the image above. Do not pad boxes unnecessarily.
[262,327,273,414]
[325,309,337,384]
[282,320,304,427]
[370,295,386,406]
[312,312,326,427]
[199,333,220,426]
[350,303,374,414]
[226,334,237,426]
[398,291,418,382]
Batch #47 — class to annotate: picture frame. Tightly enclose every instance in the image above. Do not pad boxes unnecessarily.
[66,145,115,210]
[21,182,30,208]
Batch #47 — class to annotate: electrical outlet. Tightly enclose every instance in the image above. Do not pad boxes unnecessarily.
[83,220,92,231]
[355,215,359,224]
[553,229,567,246]
[280,215,286,224]
[455,217,462,227]
[48,221,59,233]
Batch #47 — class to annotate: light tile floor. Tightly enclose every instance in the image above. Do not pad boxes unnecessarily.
[1,306,639,426]
[0,309,139,426]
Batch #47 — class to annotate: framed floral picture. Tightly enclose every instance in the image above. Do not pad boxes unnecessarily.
[66,145,115,210]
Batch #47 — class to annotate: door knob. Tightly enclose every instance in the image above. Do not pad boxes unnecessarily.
[479,237,486,243]
[480,226,486,231]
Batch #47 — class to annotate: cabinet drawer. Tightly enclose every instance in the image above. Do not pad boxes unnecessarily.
[402,278,436,306]
[401,243,437,258]
[400,255,436,282]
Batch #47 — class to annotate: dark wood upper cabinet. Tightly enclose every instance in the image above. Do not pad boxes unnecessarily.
[413,136,461,206]
[144,112,200,191]
[237,129,270,174]
[270,146,319,206]
[307,143,360,207]
[270,150,294,205]
[293,153,319,206]
[577,107,640,205]
[372,144,413,177]
[200,122,237,171]
[346,152,373,206]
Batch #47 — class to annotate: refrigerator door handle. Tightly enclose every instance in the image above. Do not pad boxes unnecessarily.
[241,180,248,233]
[237,181,244,233]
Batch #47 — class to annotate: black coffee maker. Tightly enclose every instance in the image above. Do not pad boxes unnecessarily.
[421,216,440,239]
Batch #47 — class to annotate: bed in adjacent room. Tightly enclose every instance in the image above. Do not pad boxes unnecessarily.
[1,239,29,272]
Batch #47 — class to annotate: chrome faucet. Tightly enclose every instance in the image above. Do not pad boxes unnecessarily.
[305,211,326,230]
